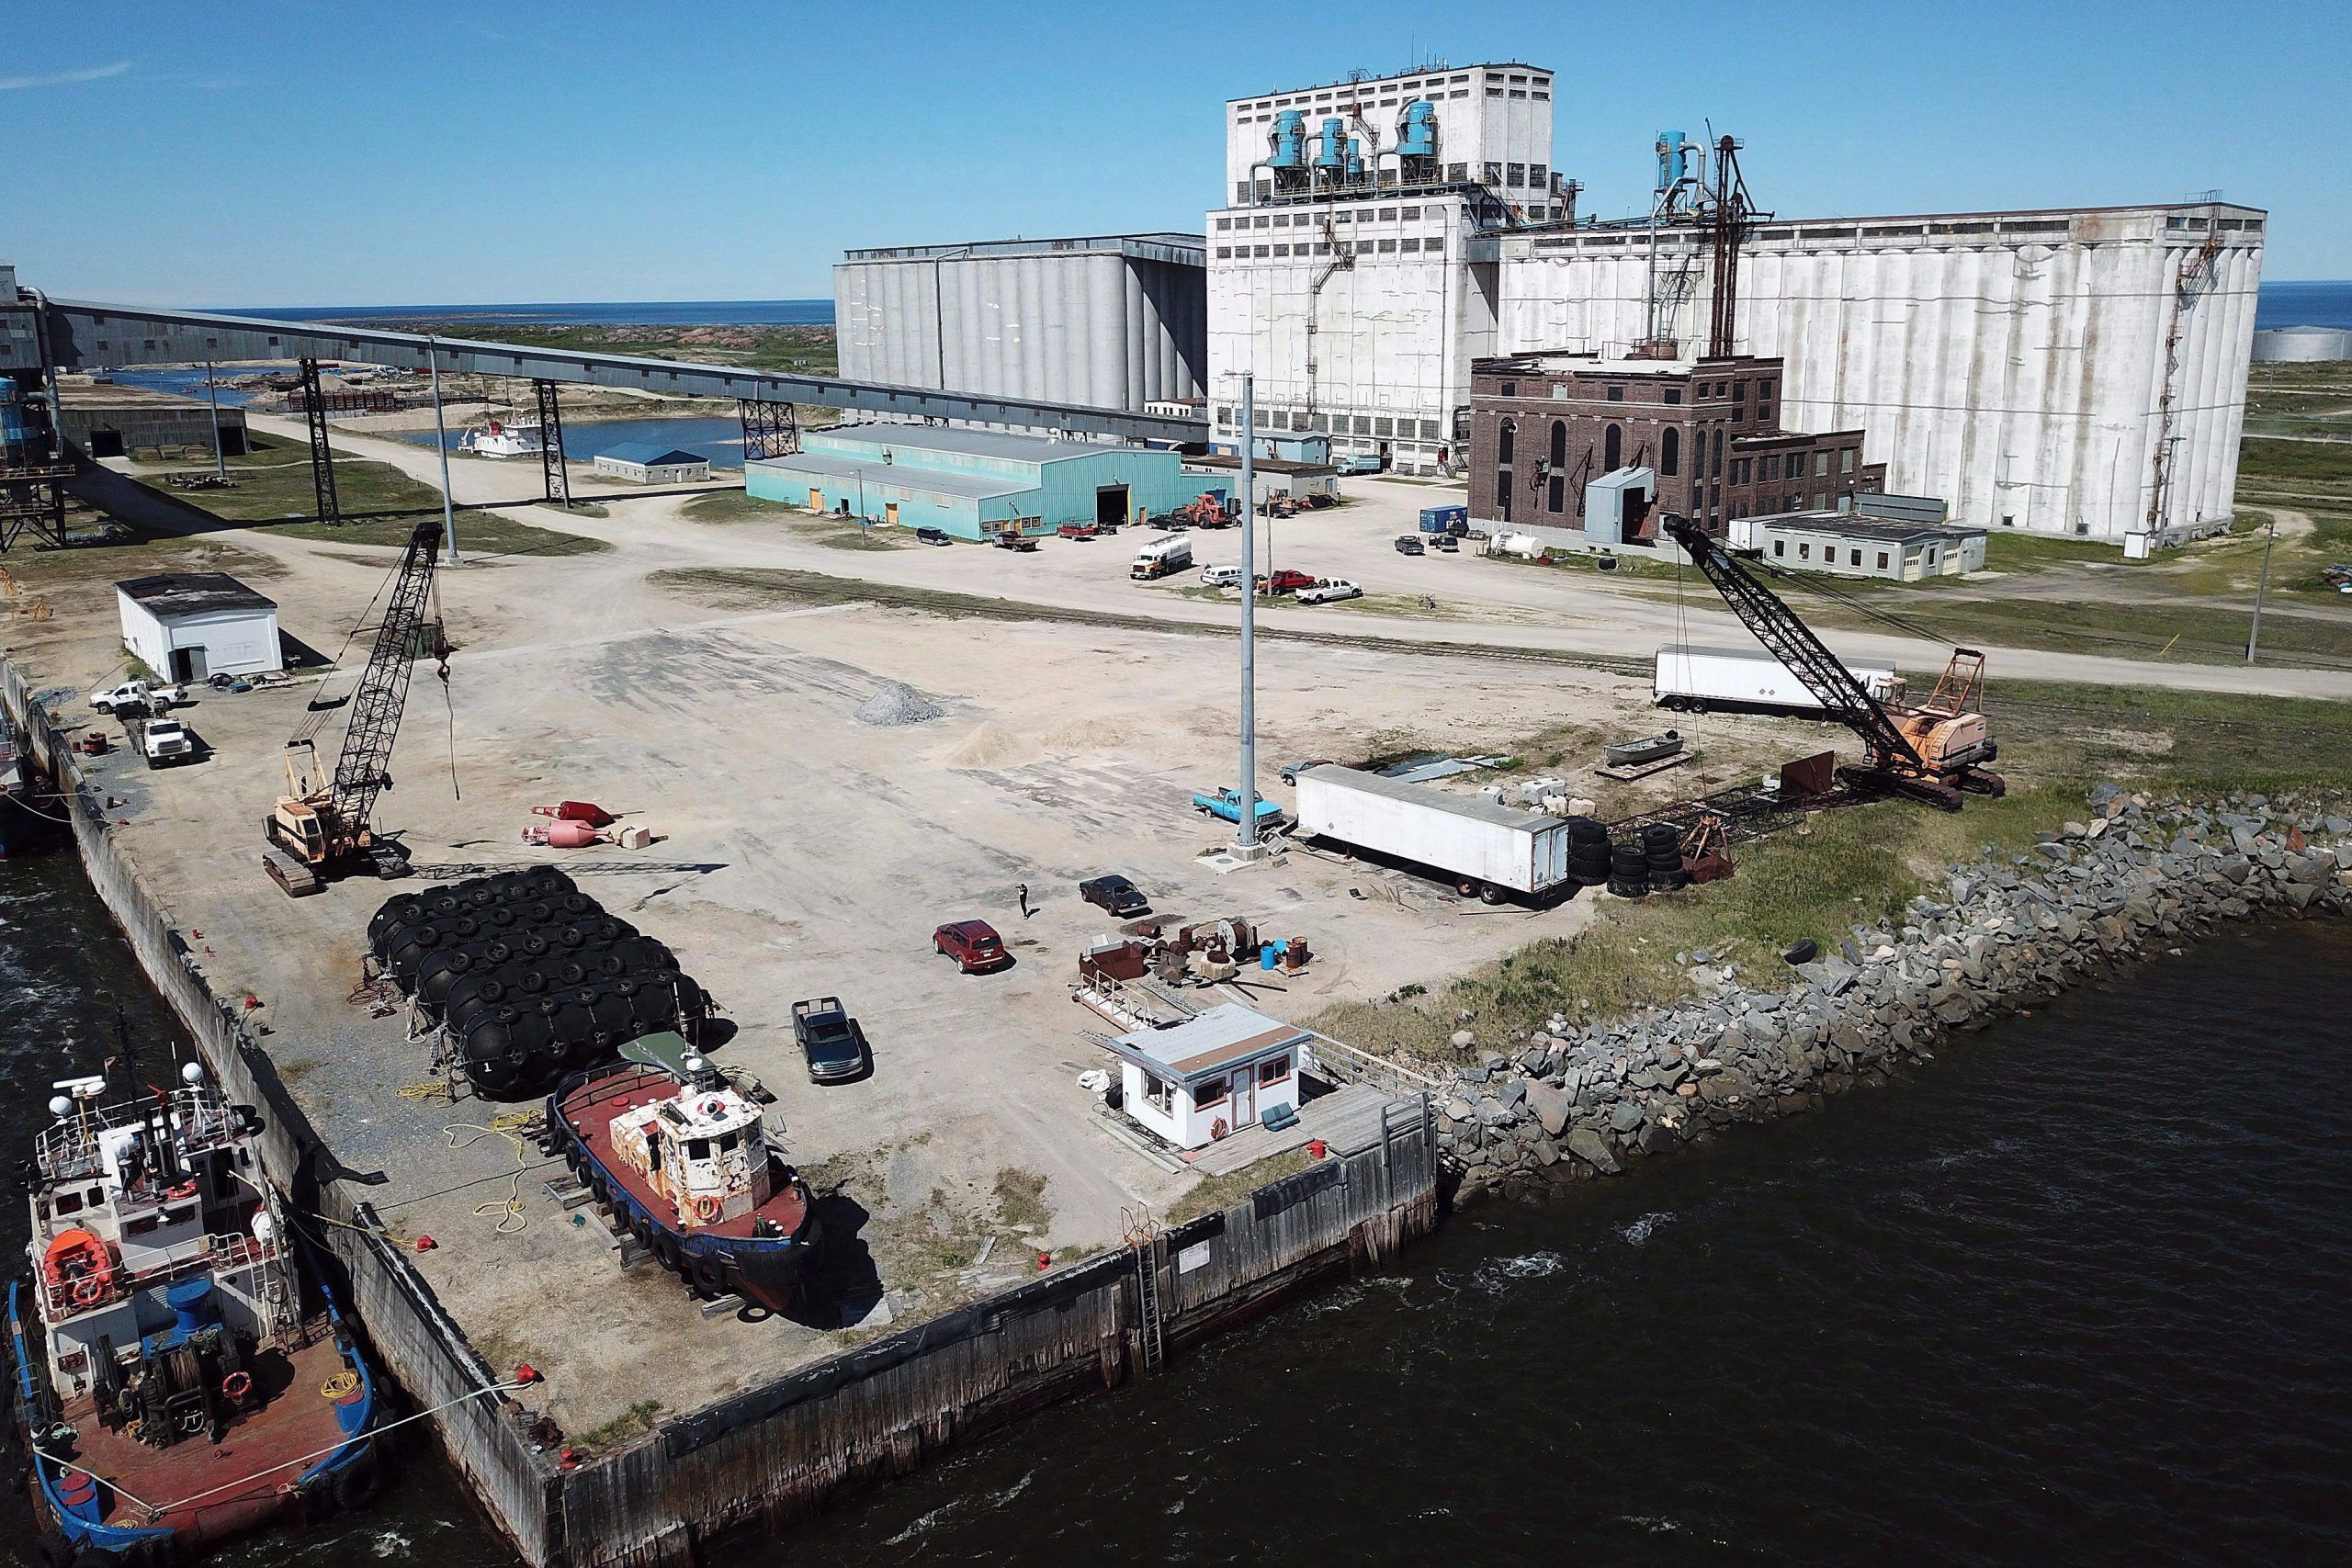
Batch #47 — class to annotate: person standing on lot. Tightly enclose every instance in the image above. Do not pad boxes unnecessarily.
[1017,882,1031,919]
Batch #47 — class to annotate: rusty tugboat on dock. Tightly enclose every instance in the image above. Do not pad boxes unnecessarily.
[548,1055,821,1311]
[7,1062,382,1565]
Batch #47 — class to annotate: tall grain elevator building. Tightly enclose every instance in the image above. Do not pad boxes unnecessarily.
[834,233,1208,414]
[1204,61,2265,541]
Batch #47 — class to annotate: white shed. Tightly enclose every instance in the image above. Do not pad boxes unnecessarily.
[115,573,280,682]
[1103,1003,1307,1151]
[593,443,711,484]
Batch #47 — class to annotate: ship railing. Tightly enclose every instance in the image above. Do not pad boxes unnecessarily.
[33,1086,243,1183]
[40,1229,279,1322]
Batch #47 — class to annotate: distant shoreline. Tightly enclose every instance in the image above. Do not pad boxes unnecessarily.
[214,299,837,328]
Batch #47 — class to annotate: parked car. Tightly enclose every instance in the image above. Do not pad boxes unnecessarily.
[1200,564,1245,588]
[915,526,952,546]
[1430,534,1458,553]
[933,919,1011,973]
[1278,759,1333,785]
[1191,786,1284,828]
[1255,569,1317,596]
[1295,578,1363,604]
[141,717,196,769]
[1394,535,1425,555]
[992,530,1039,551]
[791,997,867,1083]
[1057,524,1101,541]
[89,679,187,716]
[1079,874,1150,917]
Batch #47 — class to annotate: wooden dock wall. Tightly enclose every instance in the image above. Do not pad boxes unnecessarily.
[558,1100,1439,1567]
[6,658,1442,1568]
[1,661,564,1562]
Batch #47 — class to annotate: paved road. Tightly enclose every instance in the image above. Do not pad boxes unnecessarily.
[232,414,2352,702]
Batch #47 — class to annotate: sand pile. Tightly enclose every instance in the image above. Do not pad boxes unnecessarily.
[853,682,946,727]
[944,721,1024,768]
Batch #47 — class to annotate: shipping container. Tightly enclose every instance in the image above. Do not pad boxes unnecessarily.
[1418,504,1469,534]
[1293,766,1571,903]
[1653,643,1904,717]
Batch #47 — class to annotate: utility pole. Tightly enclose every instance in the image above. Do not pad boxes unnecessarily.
[2245,511,2277,662]
[1237,372,1261,854]
[203,359,226,479]
[427,338,460,566]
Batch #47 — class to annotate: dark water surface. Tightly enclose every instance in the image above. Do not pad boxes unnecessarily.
[4,848,2346,1565]
[221,300,834,328]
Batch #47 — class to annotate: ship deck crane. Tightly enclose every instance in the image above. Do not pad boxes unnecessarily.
[1663,515,2003,811]
[264,518,450,896]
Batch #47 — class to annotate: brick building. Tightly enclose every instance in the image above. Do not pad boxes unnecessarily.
[1466,351,1884,537]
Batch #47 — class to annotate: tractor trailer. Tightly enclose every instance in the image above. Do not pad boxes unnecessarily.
[1653,644,1905,718]
[1293,765,1573,904]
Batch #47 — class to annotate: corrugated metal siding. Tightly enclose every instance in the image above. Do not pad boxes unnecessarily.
[833,250,1206,413]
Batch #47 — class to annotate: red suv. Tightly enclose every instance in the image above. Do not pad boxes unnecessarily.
[933,919,1011,973]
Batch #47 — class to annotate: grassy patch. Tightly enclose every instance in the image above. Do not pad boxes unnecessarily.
[577,1398,663,1450]
[1979,529,2118,572]
[1163,1147,1318,1224]
[992,1168,1051,1231]
[268,510,606,559]
[1314,680,2352,1066]
[682,489,790,525]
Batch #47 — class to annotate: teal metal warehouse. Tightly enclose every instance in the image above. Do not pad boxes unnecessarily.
[745,424,1227,541]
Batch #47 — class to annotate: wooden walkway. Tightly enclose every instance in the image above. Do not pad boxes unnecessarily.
[1185,1082,1396,1176]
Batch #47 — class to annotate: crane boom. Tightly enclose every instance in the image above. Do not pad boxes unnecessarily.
[330,519,448,833]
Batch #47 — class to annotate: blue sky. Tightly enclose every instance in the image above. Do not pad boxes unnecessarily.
[2,0,2343,304]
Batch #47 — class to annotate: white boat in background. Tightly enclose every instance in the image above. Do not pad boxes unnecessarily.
[458,416,546,459]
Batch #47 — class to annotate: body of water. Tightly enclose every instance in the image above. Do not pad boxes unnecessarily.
[6,825,2346,1564]
[220,300,833,328]
[2255,279,2352,331]
[394,415,751,469]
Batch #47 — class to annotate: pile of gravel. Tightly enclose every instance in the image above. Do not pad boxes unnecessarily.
[853,681,946,727]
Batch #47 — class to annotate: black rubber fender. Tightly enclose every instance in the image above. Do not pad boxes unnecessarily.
[330,1444,383,1513]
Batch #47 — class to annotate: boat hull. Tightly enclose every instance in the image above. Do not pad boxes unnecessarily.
[7,1278,383,1559]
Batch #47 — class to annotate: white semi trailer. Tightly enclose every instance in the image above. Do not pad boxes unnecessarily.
[1653,644,1905,718]
[1293,766,1573,905]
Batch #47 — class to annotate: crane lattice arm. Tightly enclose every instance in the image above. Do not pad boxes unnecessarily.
[326,519,447,836]
[1662,516,1924,773]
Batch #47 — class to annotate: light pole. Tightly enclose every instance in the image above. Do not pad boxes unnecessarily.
[427,337,460,566]
[203,359,226,480]
[1238,373,1260,854]
[2245,510,2277,662]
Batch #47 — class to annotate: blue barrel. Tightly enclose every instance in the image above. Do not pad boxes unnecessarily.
[1261,943,1281,971]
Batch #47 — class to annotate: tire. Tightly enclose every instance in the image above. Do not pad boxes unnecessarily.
[330,1446,383,1513]
[652,1234,682,1275]
[34,1532,74,1568]
[1455,879,1478,898]
[689,1252,731,1298]
[1609,879,1648,899]
[1477,883,1505,906]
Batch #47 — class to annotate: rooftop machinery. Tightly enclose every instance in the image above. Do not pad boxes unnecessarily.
[1265,96,1448,196]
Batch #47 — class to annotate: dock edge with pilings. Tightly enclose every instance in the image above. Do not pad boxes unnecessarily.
[2,654,1442,1567]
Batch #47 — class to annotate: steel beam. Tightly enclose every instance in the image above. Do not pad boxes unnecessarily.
[533,379,571,507]
[737,398,799,462]
[297,357,342,526]
[40,299,1209,446]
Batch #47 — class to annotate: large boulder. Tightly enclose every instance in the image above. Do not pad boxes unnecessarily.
[1566,1127,1622,1175]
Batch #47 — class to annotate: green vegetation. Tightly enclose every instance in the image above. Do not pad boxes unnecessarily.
[992,1168,1052,1231]
[679,489,910,549]
[577,1398,663,1451]
[682,489,791,525]
[1164,1148,1318,1224]
[1316,680,2352,1065]
[128,433,604,558]
[335,318,838,378]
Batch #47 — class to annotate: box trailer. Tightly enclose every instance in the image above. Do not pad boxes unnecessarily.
[1130,532,1194,580]
[1418,504,1469,535]
[1653,643,1904,717]
[1294,766,1571,904]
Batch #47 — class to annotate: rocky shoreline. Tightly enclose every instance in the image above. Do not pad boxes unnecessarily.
[1436,786,2352,1201]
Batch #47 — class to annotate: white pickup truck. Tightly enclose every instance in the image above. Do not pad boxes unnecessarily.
[90,679,189,716]
[1294,578,1363,604]
[140,717,196,769]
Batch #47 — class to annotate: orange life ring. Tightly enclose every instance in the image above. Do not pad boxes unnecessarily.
[690,1193,723,1224]
[221,1370,253,1401]
[70,1275,107,1307]
[1210,1116,1230,1141]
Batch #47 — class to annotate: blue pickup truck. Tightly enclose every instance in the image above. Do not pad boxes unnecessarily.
[1192,787,1285,828]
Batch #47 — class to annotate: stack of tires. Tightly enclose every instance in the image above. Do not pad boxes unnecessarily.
[369,873,709,1101]
[1565,817,1611,889]
[1641,823,1691,894]
[1605,836,1651,898]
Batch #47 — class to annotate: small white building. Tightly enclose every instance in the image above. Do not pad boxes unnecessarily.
[1104,1003,1307,1151]
[1732,512,1988,581]
[115,572,280,682]
[593,443,711,484]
